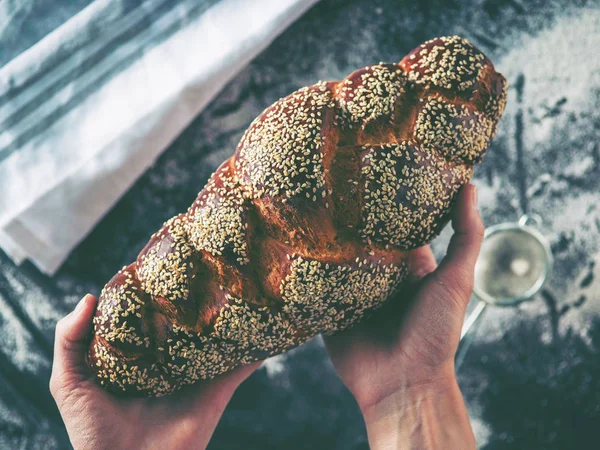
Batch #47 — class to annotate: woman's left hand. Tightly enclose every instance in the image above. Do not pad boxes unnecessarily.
[50,294,259,450]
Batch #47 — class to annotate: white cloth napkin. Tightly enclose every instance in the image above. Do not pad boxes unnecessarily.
[0,0,319,274]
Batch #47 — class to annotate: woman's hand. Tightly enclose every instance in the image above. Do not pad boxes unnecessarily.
[50,294,259,450]
[325,184,483,450]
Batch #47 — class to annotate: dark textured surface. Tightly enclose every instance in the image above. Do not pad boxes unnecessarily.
[1,0,600,448]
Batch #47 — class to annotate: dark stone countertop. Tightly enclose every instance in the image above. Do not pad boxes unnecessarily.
[1,0,600,448]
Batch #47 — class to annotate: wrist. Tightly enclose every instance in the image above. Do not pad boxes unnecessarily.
[360,366,475,450]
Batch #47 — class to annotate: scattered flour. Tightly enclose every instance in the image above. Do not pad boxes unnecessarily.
[471,415,493,446]
[0,293,49,373]
[497,9,600,149]
[261,353,289,378]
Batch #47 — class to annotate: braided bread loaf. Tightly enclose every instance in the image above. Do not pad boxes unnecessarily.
[88,36,507,396]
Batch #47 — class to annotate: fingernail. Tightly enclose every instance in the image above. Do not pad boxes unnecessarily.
[74,295,89,315]
[471,185,478,209]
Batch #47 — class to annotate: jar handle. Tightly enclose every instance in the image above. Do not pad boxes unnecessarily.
[518,213,542,228]
[457,300,488,370]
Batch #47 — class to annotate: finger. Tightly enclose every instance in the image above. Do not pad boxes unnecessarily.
[51,294,97,385]
[435,184,484,305]
[408,245,437,282]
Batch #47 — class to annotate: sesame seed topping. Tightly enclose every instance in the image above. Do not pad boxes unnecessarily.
[235,84,333,201]
[403,36,486,92]
[137,216,192,303]
[336,64,407,126]
[280,256,408,335]
[414,97,495,164]
[187,166,250,264]
[360,141,472,249]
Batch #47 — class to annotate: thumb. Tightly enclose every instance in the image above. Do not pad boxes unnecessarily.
[434,184,485,310]
[50,294,97,398]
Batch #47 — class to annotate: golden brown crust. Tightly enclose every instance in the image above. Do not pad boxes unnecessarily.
[87,36,507,396]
